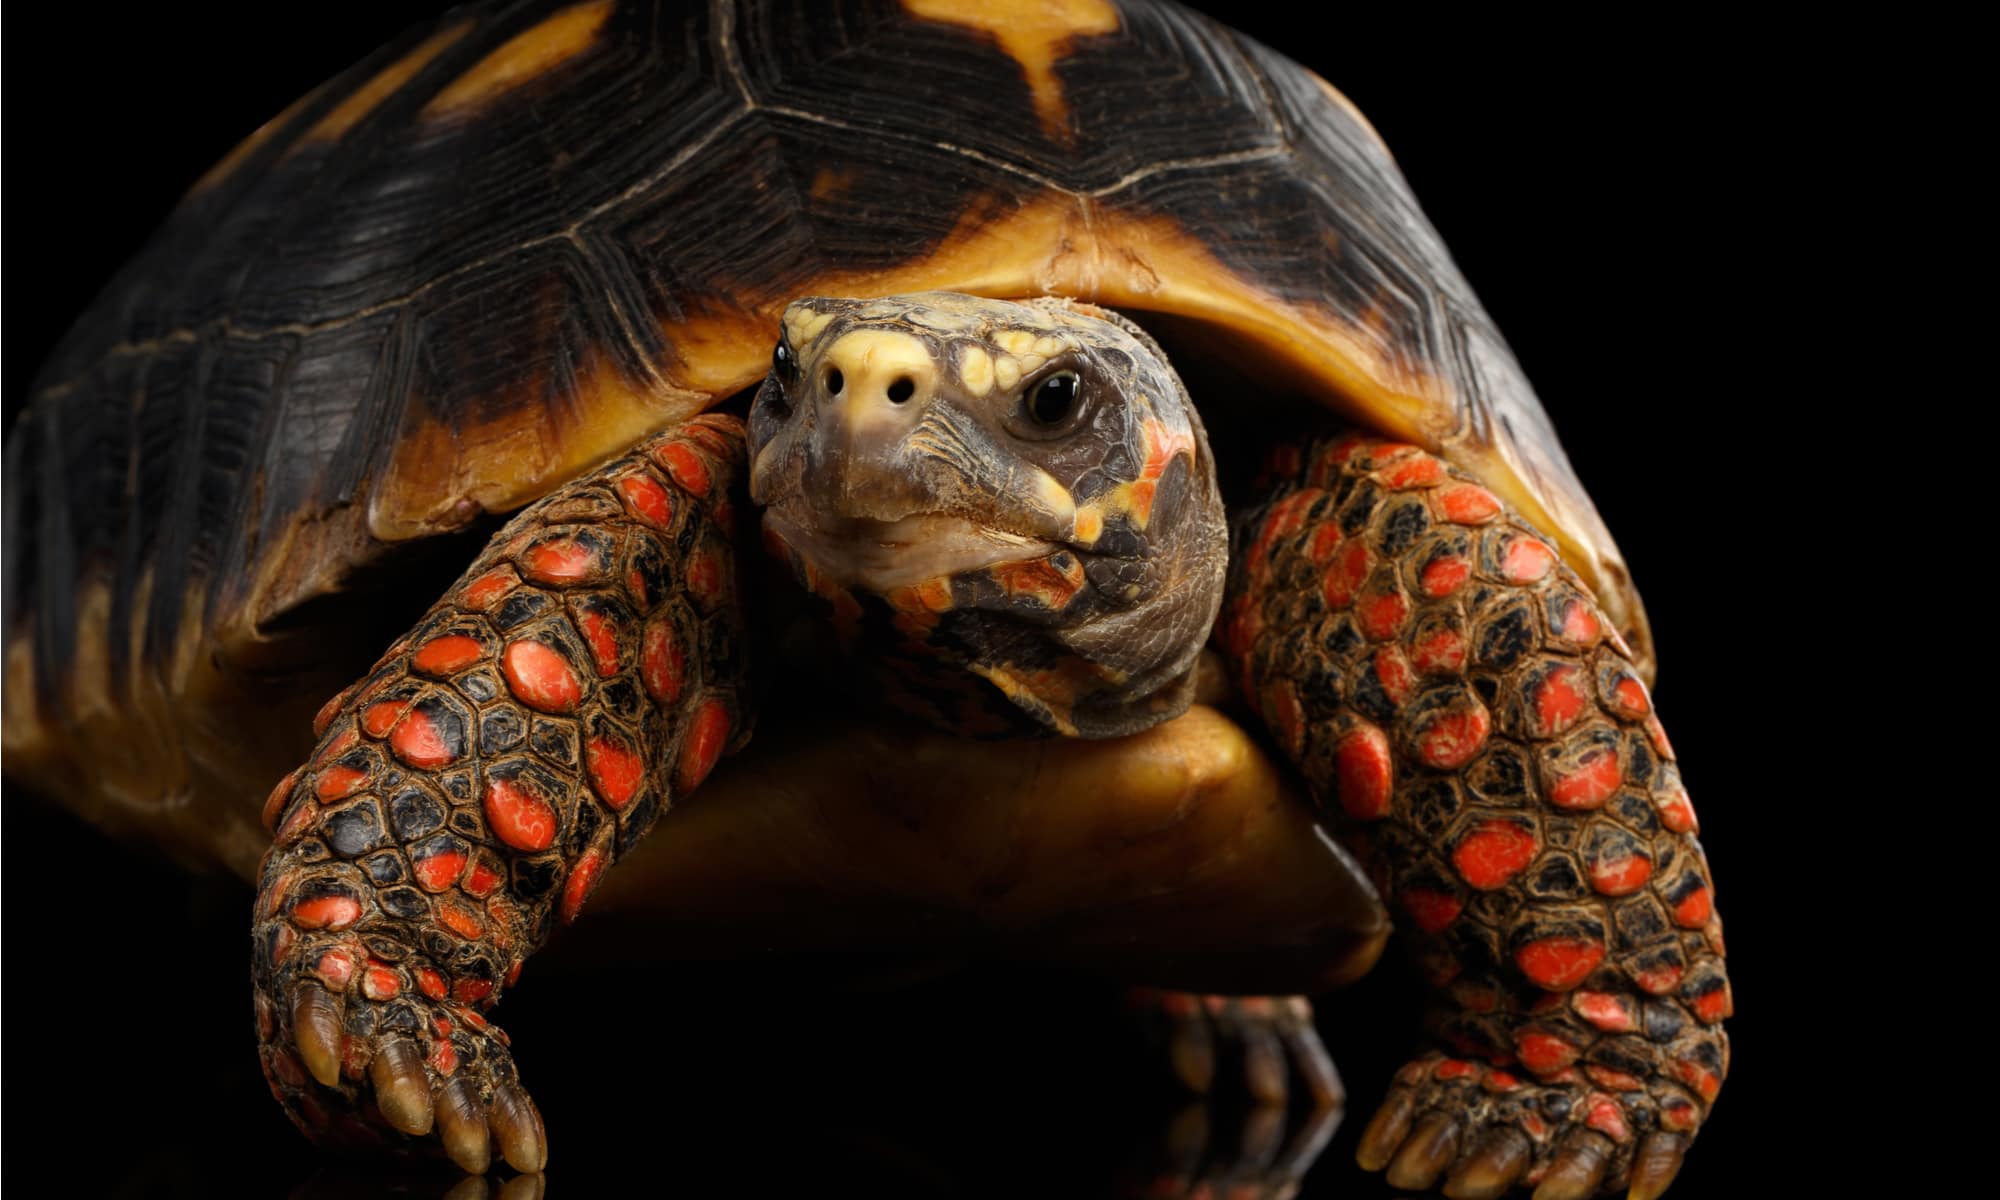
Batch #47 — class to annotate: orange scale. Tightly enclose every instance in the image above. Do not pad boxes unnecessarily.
[617,473,675,527]
[464,858,505,899]
[437,901,485,940]
[1572,991,1636,1032]
[1549,750,1621,809]
[1529,665,1590,738]
[1410,626,1467,675]
[261,771,298,833]
[484,776,558,852]
[413,848,468,893]
[417,967,447,1001]
[361,699,412,739]
[1321,539,1371,609]
[1500,537,1556,584]
[1671,883,1714,928]
[430,1040,458,1077]
[1451,819,1536,890]
[293,895,361,931]
[1419,555,1471,598]
[452,978,494,1005]
[1400,887,1462,934]
[390,708,459,769]
[1356,587,1411,640]
[1584,1095,1630,1141]
[1589,853,1653,896]
[559,849,606,925]
[641,619,686,704]
[656,442,711,497]
[1437,483,1500,524]
[1515,1030,1578,1075]
[1373,647,1415,707]
[362,966,401,1002]
[413,635,486,677]
[1333,725,1393,820]
[573,606,625,677]
[1514,935,1605,991]
[312,688,352,738]
[1413,705,1490,771]
[675,699,732,794]
[501,640,583,714]
[1378,455,1444,489]
[462,567,520,611]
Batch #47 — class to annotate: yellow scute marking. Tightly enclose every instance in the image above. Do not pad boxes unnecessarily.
[301,21,473,146]
[959,344,995,395]
[424,0,614,118]
[903,0,1120,136]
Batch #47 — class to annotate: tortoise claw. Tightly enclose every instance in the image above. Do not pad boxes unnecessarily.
[291,984,344,1089]
[1627,1132,1686,1200]
[1532,1130,1612,1200]
[368,1037,434,1136]
[1442,1128,1530,1200]
[1355,1087,1417,1172]
[436,1076,492,1174]
[1385,1111,1460,1191]
[490,1080,548,1173]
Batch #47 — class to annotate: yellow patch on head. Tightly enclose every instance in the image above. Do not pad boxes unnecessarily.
[1032,335,1065,358]
[424,0,614,119]
[994,355,1022,391]
[959,344,995,395]
[902,0,1121,137]
[299,21,473,147]
[997,329,1038,356]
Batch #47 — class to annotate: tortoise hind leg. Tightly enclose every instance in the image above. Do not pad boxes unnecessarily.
[1224,433,1728,1199]
[252,415,752,1172]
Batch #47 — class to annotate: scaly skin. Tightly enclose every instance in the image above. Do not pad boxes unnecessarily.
[1225,433,1728,1198]
[251,415,751,1172]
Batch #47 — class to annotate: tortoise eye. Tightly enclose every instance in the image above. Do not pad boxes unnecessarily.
[1026,371,1081,426]
[772,340,797,382]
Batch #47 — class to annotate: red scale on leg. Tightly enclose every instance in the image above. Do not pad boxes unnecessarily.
[641,617,686,704]
[463,854,505,899]
[1333,724,1393,820]
[585,728,644,810]
[616,473,675,527]
[1322,538,1371,609]
[559,848,606,925]
[412,635,486,677]
[1498,535,1556,584]
[483,771,558,853]
[389,697,467,770]
[1436,482,1500,524]
[313,689,352,738]
[1410,700,1490,770]
[413,846,468,893]
[1356,581,1411,640]
[262,771,298,832]
[676,698,732,795]
[1372,647,1415,707]
[1400,887,1463,934]
[1451,819,1537,890]
[1514,934,1606,991]
[461,566,519,611]
[569,598,626,677]
[654,441,711,498]
[1572,990,1638,1033]
[1524,663,1590,739]
[361,698,412,739]
[501,640,583,714]
[293,894,361,931]
[1409,620,1467,675]
[1378,454,1445,489]
[1418,552,1471,598]
[1547,746,1621,810]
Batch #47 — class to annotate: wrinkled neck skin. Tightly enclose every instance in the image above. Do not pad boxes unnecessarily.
[747,292,1228,739]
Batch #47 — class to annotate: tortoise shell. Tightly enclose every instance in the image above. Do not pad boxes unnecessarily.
[2,0,1648,870]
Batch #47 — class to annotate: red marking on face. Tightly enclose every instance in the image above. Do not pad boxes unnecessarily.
[1529,664,1589,737]
[617,474,675,526]
[1499,537,1555,584]
[687,547,725,607]
[641,618,686,704]
[1373,648,1414,707]
[463,567,519,611]
[573,605,624,676]
[464,857,504,899]
[360,699,409,739]
[316,950,357,990]
[261,772,298,833]
[413,635,485,677]
[311,725,358,765]
[312,689,351,738]
[1400,887,1461,933]
[1656,787,1698,839]
[361,966,400,1002]
[1356,587,1410,640]
[657,442,711,498]
[414,848,467,893]
[560,850,605,924]
[414,967,447,1001]
[1414,705,1490,770]
[1378,454,1444,489]
[1692,985,1730,1023]
[1452,819,1536,890]
[1305,521,1342,566]
[1590,852,1653,896]
[1550,749,1620,809]
[390,708,458,769]
[1419,554,1471,598]
[1609,674,1650,719]
[293,895,361,930]
[501,640,583,714]
[1410,626,1467,675]
[430,1039,458,1077]
[991,555,1085,611]
[676,698,732,795]
[1573,991,1636,1032]
[1321,539,1370,609]
[1515,935,1605,991]
[437,900,485,940]
[314,764,370,802]
[1334,725,1393,820]
[484,774,558,852]
[1437,484,1500,524]
[1584,1095,1630,1141]
[1671,883,1713,928]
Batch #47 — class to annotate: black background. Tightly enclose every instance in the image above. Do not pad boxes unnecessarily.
[3,3,1841,1196]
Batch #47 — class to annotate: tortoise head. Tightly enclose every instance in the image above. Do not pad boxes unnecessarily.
[747,292,1227,738]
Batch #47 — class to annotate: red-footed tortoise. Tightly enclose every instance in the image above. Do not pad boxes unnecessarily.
[1,2,1728,1196]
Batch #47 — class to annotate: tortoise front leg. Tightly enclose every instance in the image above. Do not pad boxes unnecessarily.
[252,414,751,1172]
[1225,434,1728,1198]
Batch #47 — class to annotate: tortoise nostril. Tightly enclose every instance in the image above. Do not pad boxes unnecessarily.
[887,377,915,405]
[826,368,844,395]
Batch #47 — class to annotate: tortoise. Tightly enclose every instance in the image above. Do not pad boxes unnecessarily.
[0,1,1730,1196]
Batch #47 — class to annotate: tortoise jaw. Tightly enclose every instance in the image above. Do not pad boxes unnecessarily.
[763,507,1058,593]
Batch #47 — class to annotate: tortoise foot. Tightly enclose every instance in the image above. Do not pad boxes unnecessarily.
[1357,1052,1694,1198]
[1130,990,1342,1110]
[255,960,546,1174]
